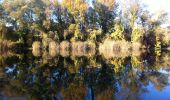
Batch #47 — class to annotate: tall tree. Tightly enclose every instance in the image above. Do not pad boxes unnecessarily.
[93,0,117,34]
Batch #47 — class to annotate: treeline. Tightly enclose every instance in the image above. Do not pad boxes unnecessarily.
[0,0,169,50]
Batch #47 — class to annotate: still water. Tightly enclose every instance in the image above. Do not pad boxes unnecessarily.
[0,51,170,100]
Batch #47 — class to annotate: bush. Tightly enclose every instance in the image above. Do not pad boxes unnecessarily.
[32,41,41,57]
[99,39,131,59]
[71,41,96,57]
[49,41,59,57]
[60,41,70,57]
[71,41,86,57]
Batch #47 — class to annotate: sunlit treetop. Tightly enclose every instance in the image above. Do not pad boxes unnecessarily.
[62,0,88,22]
[96,0,115,10]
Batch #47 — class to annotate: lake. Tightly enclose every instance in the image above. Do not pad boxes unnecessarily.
[0,50,170,100]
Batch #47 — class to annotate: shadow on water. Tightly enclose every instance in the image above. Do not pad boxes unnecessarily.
[0,49,170,100]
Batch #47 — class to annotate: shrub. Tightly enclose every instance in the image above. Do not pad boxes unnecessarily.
[131,28,144,42]
[110,21,124,40]
[60,41,70,57]
[42,38,53,49]
[99,39,131,59]
[32,41,42,57]
[71,41,86,57]
[71,41,96,57]
[49,41,59,57]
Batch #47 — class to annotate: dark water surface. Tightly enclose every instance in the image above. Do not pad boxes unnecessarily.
[0,51,170,100]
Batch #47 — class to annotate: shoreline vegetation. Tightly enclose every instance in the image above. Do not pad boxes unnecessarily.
[0,0,170,57]
[1,49,170,71]
[32,40,146,58]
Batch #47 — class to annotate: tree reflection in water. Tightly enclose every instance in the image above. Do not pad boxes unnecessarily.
[0,51,170,100]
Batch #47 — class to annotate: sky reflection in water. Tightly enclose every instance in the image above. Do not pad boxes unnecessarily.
[0,51,170,100]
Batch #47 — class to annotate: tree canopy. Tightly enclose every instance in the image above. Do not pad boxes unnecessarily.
[0,0,168,49]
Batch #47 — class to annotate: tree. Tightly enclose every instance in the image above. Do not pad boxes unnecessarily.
[121,0,145,42]
[93,0,117,34]
[110,20,124,40]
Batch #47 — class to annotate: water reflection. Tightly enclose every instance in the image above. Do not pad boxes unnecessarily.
[0,50,170,100]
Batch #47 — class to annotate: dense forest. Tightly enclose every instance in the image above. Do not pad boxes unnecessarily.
[0,0,169,56]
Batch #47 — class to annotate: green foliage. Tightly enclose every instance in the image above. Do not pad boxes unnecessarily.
[155,33,161,57]
[68,24,76,33]
[110,58,124,74]
[131,56,141,68]
[87,29,102,42]
[0,0,168,50]
[110,21,124,40]
[70,24,84,42]
[131,28,144,42]
[62,0,88,22]
[93,0,117,33]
